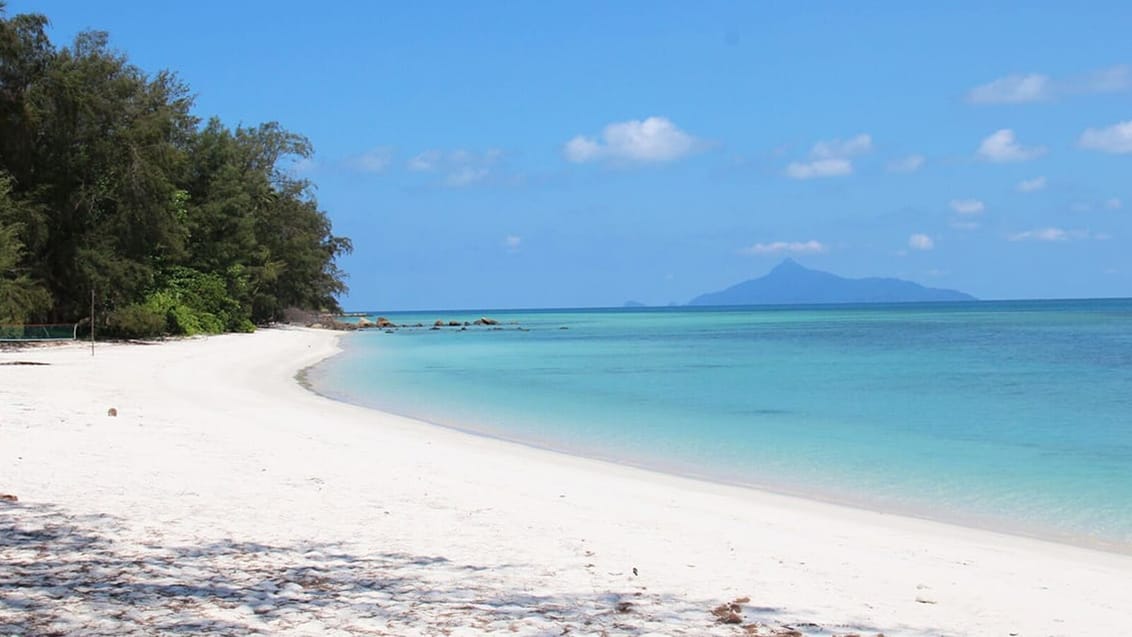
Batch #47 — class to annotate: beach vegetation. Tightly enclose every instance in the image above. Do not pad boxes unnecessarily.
[0,4,350,336]
[0,173,50,323]
[104,303,167,339]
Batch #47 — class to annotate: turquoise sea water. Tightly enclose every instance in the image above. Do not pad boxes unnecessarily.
[306,300,1132,551]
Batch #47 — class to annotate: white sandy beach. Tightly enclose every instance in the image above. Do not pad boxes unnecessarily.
[2,327,1131,636]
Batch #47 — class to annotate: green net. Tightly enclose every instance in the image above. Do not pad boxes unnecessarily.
[0,324,79,341]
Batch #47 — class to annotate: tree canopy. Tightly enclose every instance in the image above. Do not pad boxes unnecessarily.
[0,4,350,335]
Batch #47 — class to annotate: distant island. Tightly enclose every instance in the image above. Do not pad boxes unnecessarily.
[688,259,975,306]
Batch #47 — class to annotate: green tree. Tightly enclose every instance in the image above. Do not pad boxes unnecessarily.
[25,31,196,320]
[0,5,350,335]
[0,172,49,322]
[182,120,351,324]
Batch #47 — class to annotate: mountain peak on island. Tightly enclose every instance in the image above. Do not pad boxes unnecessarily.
[688,260,975,307]
[769,257,805,273]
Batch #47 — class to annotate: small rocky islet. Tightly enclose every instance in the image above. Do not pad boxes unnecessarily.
[305,315,531,332]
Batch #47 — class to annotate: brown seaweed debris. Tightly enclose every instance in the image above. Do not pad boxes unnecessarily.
[711,596,749,624]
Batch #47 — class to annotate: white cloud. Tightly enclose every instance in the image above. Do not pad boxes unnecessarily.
[349,146,394,174]
[1008,227,1070,242]
[408,150,442,172]
[1079,120,1132,154]
[407,149,501,187]
[950,199,986,215]
[1070,198,1125,212]
[1016,176,1047,192]
[968,65,1130,104]
[786,133,871,179]
[967,73,1051,104]
[603,118,698,161]
[785,158,852,179]
[977,129,1046,162]
[908,234,934,251]
[503,235,522,251]
[445,166,489,187]
[887,154,925,173]
[563,116,701,163]
[740,240,827,255]
[811,134,873,159]
[1070,65,1131,95]
[563,136,602,163]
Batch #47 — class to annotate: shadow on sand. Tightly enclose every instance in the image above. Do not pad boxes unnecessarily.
[0,500,920,636]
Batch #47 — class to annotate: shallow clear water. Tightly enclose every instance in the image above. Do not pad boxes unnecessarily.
[307,300,1132,551]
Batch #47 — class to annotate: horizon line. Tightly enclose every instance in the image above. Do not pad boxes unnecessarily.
[340,296,1132,315]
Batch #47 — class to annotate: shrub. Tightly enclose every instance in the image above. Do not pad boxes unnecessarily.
[143,266,251,335]
[232,318,256,333]
[105,304,166,338]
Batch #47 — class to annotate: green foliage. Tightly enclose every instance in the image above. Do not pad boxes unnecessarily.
[0,8,350,335]
[104,303,166,339]
[0,221,50,322]
[0,173,49,322]
[143,266,241,335]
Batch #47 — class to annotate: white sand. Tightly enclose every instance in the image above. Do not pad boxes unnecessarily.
[2,328,1131,636]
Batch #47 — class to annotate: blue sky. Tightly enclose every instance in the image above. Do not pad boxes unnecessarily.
[17,1,1132,309]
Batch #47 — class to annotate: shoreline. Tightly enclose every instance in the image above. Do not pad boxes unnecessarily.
[4,328,1132,635]
[304,333,1131,557]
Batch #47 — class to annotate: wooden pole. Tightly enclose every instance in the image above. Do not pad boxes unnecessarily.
[90,287,95,356]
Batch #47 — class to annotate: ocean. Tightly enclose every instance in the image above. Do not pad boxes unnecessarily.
[304,300,1132,552]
